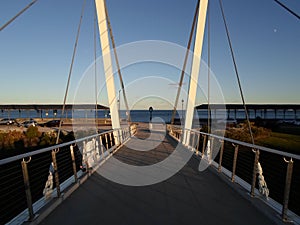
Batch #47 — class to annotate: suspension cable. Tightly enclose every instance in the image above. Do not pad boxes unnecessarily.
[171,0,200,125]
[207,1,211,134]
[104,0,131,122]
[0,0,39,32]
[218,0,255,145]
[56,0,87,144]
[94,4,98,130]
[274,0,300,20]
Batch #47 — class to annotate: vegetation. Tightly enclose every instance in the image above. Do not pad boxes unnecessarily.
[0,126,70,159]
[74,129,98,139]
[220,122,300,154]
[0,130,25,150]
[39,131,57,146]
[0,125,100,159]
[225,122,271,143]
[23,126,41,147]
[256,132,300,154]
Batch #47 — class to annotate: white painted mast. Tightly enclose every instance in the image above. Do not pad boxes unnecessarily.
[95,0,121,134]
[183,0,208,144]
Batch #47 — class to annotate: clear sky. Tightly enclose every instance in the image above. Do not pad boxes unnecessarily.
[0,0,299,109]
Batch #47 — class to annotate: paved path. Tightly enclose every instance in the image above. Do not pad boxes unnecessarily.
[41,124,279,225]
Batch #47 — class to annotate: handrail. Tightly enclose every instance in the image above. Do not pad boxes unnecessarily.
[0,124,137,224]
[167,124,300,223]
[168,125,300,160]
[0,128,123,166]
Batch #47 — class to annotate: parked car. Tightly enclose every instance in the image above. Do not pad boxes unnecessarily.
[22,119,37,128]
[42,120,61,127]
[0,118,16,125]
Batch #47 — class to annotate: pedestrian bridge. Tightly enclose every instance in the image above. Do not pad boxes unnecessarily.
[1,0,300,224]
[1,123,299,225]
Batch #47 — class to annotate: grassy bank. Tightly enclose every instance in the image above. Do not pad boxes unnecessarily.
[224,122,300,155]
[257,132,300,154]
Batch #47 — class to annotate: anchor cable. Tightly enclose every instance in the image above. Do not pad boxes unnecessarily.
[104,0,131,122]
[56,0,87,144]
[0,0,39,32]
[94,4,99,130]
[219,0,270,198]
[219,0,255,145]
[171,0,200,125]
[207,1,211,134]
[274,0,300,20]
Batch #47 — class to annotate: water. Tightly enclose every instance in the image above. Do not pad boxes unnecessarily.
[1,108,299,122]
[120,110,175,123]
[0,109,181,123]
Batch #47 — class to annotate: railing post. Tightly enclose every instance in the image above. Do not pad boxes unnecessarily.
[21,158,35,221]
[231,144,239,182]
[251,150,260,197]
[51,149,61,197]
[191,131,196,151]
[110,132,113,147]
[100,135,104,155]
[70,145,78,183]
[196,133,200,155]
[202,135,207,157]
[95,139,100,161]
[180,129,184,143]
[117,129,121,145]
[282,158,294,222]
[105,133,109,150]
[209,137,214,162]
[168,125,172,135]
[185,130,190,147]
[129,126,132,137]
[218,140,224,172]
[82,141,90,174]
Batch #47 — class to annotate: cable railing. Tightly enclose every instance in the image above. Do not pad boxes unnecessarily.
[0,124,137,225]
[167,124,300,223]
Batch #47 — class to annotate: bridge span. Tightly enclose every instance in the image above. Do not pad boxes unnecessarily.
[38,123,281,225]
[1,123,297,225]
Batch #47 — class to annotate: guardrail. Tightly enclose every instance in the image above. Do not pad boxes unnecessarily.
[167,125,300,223]
[0,124,137,225]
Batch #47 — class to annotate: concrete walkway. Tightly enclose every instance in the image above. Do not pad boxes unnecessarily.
[40,124,280,225]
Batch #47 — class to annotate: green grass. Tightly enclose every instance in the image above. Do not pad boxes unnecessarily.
[257,132,300,154]
[273,124,300,135]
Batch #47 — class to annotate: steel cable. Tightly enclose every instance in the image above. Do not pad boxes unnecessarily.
[0,0,39,32]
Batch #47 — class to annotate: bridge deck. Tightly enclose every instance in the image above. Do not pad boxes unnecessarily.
[40,124,280,225]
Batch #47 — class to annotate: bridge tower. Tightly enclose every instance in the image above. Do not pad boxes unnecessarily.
[184,0,208,144]
[95,0,121,133]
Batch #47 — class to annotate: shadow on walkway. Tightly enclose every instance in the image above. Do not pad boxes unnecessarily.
[41,125,278,225]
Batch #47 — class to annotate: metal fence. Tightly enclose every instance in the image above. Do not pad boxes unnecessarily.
[0,125,137,225]
[167,125,300,223]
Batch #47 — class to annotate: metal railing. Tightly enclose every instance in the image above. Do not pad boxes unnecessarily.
[0,124,137,225]
[167,125,300,223]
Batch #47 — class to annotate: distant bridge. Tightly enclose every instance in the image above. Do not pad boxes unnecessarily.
[0,104,109,119]
[0,104,108,111]
[196,104,300,120]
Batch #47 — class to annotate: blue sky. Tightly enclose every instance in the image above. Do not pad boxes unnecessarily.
[0,0,299,109]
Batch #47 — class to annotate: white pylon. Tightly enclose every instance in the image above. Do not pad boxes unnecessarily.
[184,0,208,145]
[95,0,121,144]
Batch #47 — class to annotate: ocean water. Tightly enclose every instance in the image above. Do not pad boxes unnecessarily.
[1,108,299,122]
